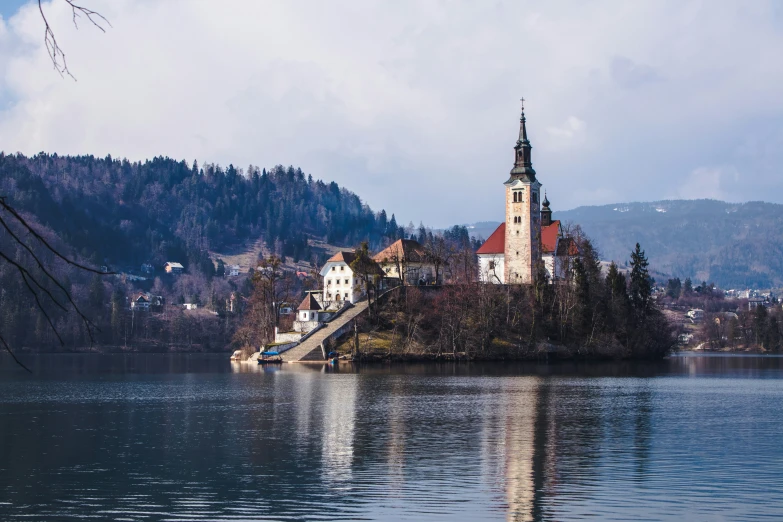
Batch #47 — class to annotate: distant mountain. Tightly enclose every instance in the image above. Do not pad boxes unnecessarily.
[466,200,783,289]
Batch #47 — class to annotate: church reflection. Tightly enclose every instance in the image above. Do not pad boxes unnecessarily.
[320,373,358,486]
[480,377,542,522]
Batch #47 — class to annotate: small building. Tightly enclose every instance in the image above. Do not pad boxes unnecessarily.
[165,262,184,274]
[748,298,766,310]
[279,303,294,315]
[373,239,438,285]
[297,292,322,324]
[227,265,241,277]
[141,263,155,274]
[130,294,150,311]
[686,309,704,322]
[183,303,198,310]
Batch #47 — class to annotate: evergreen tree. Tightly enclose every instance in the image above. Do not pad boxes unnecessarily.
[666,277,682,299]
[754,304,768,348]
[629,243,652,322]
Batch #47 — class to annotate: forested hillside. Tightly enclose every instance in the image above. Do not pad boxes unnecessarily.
[0,152,405,272]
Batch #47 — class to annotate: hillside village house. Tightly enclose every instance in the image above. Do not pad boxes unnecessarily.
[130,294,150,311]
[164,262,184,274]
[319,251,366,309]
[477,101,577,284]
[373,239,439,285]
[129,293,164,312]
[227,265,241,277]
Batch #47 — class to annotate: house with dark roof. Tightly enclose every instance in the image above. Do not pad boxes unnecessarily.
[373,239,439,285]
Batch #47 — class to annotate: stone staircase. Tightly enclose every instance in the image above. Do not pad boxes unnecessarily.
[280,300,369,362]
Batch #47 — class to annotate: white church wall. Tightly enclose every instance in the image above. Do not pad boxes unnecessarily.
[478,254,505,284]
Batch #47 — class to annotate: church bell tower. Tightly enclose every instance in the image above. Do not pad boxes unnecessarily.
[504,99,541,284]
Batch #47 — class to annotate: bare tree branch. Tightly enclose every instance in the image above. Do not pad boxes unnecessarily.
[37,0,110,80]
[0,198,114,276]
[0,197,112,370]
[0,334,32,373]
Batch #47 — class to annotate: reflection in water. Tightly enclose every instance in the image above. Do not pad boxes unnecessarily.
[2,354,783,521]
[321,373,357,487]
[499,378,538,522]
[385,377,408,494]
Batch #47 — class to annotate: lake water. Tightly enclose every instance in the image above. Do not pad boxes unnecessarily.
[2,353,783,521]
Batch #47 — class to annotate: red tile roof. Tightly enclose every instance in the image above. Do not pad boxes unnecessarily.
[372,239,427,263]
[541,220,561,254]
[477,220,566,255]
[327,251,356,264]
[476,223,505,254]
[297,293,321,311]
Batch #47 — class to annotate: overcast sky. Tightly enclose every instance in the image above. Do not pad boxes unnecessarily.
[1,1,782,227]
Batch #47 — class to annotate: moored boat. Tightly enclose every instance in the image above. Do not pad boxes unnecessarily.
[257,351,283,364]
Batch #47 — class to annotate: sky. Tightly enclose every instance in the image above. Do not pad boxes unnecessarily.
[0,1,782,227]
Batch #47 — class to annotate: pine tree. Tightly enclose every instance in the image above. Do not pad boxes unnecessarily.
[629,243,652,322]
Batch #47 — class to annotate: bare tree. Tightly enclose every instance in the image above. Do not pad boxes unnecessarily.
[38,0,111,79]
[0,197,111,371]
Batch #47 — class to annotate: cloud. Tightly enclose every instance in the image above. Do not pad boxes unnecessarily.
[0,1,782,227]
[546,116,586,147]
[672,166,741,201]
[610,56,662,89]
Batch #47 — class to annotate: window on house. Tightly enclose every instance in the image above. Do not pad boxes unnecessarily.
[489,261,495,270]
[331,266,335,271]
[340,266,344,271]
[513,192,517,203]
[344,279,348,284]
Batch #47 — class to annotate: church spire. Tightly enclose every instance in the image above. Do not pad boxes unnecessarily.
[541,191,552,226]
[510,97,536,182]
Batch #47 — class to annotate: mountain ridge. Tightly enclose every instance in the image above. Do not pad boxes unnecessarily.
[465,199,783,289]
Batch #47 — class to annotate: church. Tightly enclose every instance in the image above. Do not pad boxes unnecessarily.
[477,101,576,284]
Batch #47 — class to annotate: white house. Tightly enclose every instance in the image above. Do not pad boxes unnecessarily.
[319,251,366,308]
[183,303,198,310]
[227,265,241,277]
[165,262,184,274]
[687,309,704,322]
